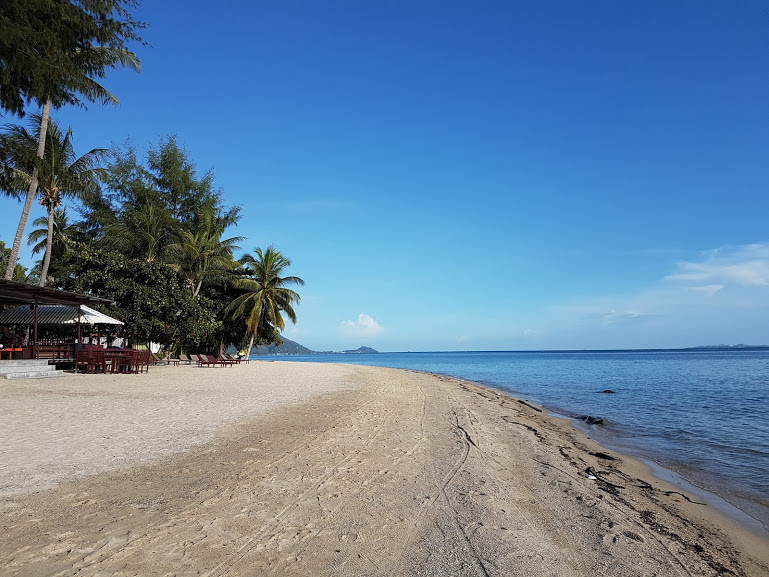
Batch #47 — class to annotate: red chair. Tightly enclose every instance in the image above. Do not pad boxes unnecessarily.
[76,349,91,373]
[137,350,151,373]
[91,349,108,373]
[113,350,135,374]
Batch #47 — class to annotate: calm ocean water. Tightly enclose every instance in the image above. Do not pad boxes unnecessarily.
[262,349,769,531]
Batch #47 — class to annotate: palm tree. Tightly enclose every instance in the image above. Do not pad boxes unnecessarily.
[103,201,174,263]
[166,209,244,296]
[3,46,140,280]
[3,114,107,286]
[27,207,83,280]
[226,246,305,358]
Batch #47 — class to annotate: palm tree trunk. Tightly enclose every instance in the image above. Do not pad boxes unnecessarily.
[245,334,255,359]
[38,206,55,287]
[4,100,51,280]
[193,279,202,297]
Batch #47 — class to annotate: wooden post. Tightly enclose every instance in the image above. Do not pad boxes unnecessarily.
[33,304,38,359]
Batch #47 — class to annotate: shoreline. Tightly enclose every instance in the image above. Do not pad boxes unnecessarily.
[1,362,767,575]
[452,375,769,540]
[284,353,769,538]
[542,403,769,537]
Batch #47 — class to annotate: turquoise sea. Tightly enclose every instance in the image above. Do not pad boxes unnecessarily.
[261,348,769,533]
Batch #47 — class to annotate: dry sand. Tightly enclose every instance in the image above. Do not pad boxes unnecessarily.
[0,361,767,576]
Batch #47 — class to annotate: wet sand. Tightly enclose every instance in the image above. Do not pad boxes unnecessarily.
[1,361,767,576]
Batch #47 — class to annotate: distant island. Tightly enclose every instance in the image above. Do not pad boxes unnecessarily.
[687,344,769,350]
[341,346,379,354]
[250,337,378,356]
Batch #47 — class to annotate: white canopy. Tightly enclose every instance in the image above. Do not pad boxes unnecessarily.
[0,304,123,326]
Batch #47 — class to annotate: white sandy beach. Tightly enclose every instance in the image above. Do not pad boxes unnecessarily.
[1,361,767,576]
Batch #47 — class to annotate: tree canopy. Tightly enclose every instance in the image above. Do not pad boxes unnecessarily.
[62,242,219,350]
[0,0,145,116]
[1,127,303,355]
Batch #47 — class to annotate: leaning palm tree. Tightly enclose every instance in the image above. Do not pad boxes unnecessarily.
[4,114,107,286]
[226,246,305,358]
[4,46,140,280]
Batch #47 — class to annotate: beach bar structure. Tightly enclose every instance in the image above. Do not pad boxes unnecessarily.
[0,279,116,360]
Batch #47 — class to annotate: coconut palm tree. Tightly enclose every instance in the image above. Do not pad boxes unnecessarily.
[102,201,175,263]
[4,46,140,280]
[226,246,305,358]
[27,207,83,280]
[166,209,244,296]
[3,114,108,286]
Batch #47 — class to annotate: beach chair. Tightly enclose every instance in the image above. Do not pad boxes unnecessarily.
[136,350,151,373]
[179,353,192,365]
[91,349,108,374]
[151,352,179,366]
[113,350,135,374]
[230,352,250,364]
[223,353,243,364]
[199,354,234,367]
[76,349,91,373]
[215,355,236,367]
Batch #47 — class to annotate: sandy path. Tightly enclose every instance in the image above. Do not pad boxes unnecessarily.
[0,362,767,576]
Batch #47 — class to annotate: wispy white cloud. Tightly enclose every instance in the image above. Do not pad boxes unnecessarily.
[665,243,769,287]
[544,242,769,348]
[602,310,658,325]
[340,314,384,337]
[688,284,724,297]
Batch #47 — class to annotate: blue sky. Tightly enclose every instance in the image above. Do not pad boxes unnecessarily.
[2,1,768,351]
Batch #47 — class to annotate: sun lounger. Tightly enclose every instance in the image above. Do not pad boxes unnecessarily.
[151,352,179,366]
[198,354,234,367]
[223,353,244,364]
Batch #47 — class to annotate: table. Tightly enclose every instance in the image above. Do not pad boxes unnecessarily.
[0,347,22,360]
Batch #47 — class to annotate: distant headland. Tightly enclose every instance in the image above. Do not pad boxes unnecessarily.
[250,337,379,356]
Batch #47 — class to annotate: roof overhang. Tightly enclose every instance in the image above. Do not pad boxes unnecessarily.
[0,304,123,325]
[0,279,114,307]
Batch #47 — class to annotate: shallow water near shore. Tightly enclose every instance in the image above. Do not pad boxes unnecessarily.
[267,348,769,532]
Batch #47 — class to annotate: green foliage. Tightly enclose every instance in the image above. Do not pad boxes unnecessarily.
[2,113,107,285]
[0,240,26,281]
[147,135,215,223]
[84,136,241,276]
[166,208,243,295]
[61,242,219,349]
[0,0,145,116]
[27,207,84,282]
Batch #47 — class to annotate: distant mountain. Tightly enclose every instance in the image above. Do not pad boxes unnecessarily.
[251,337,315,355]
[248,338,380,356]
[341,346,379,354]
